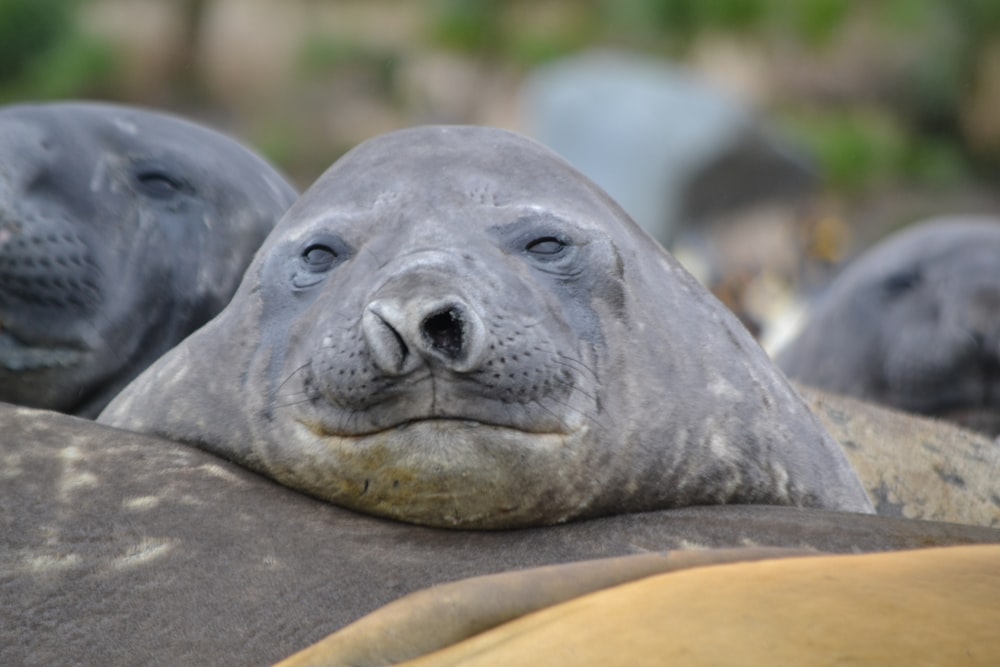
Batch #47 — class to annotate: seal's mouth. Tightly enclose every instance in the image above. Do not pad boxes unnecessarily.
[0,325,85,371]
[302,415,564,439]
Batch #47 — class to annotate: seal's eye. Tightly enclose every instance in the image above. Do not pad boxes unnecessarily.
[525,236,566,255]
[882,269,922,298]
[293,236,349,288]
[302,244,337,272]
[137,170,183,198]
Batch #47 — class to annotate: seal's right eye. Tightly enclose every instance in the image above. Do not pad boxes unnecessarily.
[292,235,350,289]
[302,244,337,272]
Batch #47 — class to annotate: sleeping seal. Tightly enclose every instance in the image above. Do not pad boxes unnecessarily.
[0,101,298,416]
[778,218,1000,436]
[100,125,872,527]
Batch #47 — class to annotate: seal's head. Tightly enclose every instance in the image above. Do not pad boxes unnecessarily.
[779,218,1000,436]
[101,125,872,528]
[0,102,297,416]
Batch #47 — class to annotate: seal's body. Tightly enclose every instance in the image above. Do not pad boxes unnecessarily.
[5,403,994,666]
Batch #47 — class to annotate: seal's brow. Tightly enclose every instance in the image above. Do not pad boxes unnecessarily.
[506,206,581,229]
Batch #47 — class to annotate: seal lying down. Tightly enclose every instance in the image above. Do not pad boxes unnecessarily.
[0,101,298,416]
[100,125,873,527]
[4,403,994,667]
[778,218,1000,437]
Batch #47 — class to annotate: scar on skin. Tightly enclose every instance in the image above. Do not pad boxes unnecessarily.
[23,552,83,573]
[115,538,176,569]
[194,463,244,484]
[123,495,161,511]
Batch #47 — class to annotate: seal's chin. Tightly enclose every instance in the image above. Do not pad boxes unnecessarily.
[0,329,86,371]
[285,417,596,529]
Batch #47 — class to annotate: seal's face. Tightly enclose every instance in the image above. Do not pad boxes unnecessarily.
[779,220,1000,437]
[250,128,632,526]
[0,103,296,416]
[101,126,874,528]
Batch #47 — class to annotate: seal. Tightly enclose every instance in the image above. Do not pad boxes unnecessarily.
[4,403,997,666]
[799,384,1000,527]
[777,218,1000,436]
[302,545,1000,667]
[100,124,872,527]
[0,101,298,417]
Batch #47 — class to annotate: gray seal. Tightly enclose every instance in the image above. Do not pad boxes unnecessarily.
[777,218,1000,436]
[0,101,298,417]
[100,125,872,527]
[4,403,997,666]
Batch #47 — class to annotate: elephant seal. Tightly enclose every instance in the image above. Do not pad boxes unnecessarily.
[0,101,298,417]
[4,403,997,666]
[100,125,872,527]
[777,218,1000,436]
[799,384,1000,527]
[319,545,1000,667]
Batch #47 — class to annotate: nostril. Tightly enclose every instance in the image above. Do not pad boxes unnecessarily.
[362,302,413,376]
[421,307,465,360]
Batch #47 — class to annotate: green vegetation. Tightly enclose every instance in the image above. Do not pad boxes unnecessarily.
[783,109,970,194]
[2,0,998,197]
[426,0,1000,193]
[0,0,114,102]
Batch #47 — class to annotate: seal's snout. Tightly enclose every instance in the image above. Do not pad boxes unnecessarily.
[363,296,486,376]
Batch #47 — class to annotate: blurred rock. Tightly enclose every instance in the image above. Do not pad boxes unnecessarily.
[519,50,815,247]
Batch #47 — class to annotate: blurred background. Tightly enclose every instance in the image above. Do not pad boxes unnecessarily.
[4,0,999,343]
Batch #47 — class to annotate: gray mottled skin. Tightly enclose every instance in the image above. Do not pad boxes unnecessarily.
[778,218,1000,437]
[797,384,1000,528]
[0,101,298,417]
[100,125,872,528]
[4,404,997,666]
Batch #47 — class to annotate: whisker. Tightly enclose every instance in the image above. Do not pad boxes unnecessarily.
[271,395,314,411]
[537,386,604,431]
[550,372,599,405]
[555,352,599,382]
[275,362,310,394]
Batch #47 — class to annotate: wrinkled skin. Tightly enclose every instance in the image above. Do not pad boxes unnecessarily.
[0,102,297,416]
[100,125,872,528]
[778,219,1000,437]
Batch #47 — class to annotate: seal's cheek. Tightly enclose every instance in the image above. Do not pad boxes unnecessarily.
[283,420,601,529]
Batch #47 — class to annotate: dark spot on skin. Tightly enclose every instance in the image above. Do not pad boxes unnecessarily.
[871,482,906,517]
[921,441,943,456]
[823,406,850,426]
[935,468,966,488]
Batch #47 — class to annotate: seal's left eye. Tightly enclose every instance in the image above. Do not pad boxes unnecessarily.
[302,244,337,272]
[137,170,183,197]
[525,236,566,255]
